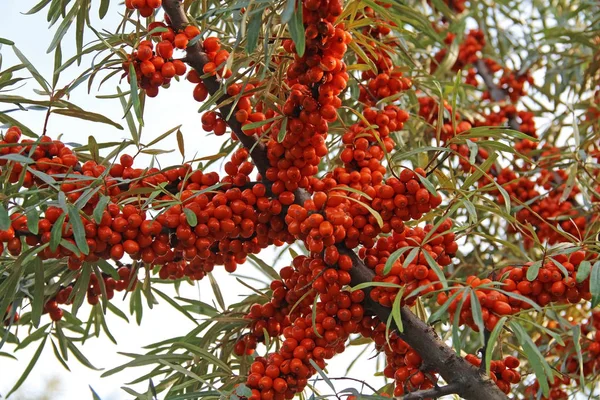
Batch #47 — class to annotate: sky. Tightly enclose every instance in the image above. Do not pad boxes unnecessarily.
[0,1,383,399]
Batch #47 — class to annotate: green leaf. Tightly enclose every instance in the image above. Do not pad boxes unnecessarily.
[391,287,405,333]
[50,213,66,252]
[461,153,498,189]
[68,206,89,255]
[70,264,91,316]
[495,288,542,312]
[591,261,600,308]
[0,246,46,321]
[7,335,48,397]
[25,0,52,15]
[236,384,252,398]
[173,342,233,373]
[422,250,447,289]
[15,324,50,350]
[469,290,485,346]
[46,1,80,53]
[50,338,71,371]
[428,288,465,324]
[331,194,383,228]
[131,282,143,325]
[0,153,34,164]
[0,203,9,230]
[382,246,411,276]
[246,7,263,53]
[90,386,103,400]
[12,46,50,93]
[54,323,69,360]
[117,86,138,142]
[129,63,143,130]
[208,273,225,310]
[145,125,182,148]
[52,108,123,129]
[93,195,110,224]
[288,1,305,57]
[96,258,119,280]
[175,297,219,317]
[88,135,100,162]
[308,359,335,392]
[277,117,288,143]
[452,292,468,354]
[102,354,193,377]
[26,207,40,235]
[0,351,18,360]
[99,0,109,19]
[416,174,437,196]
[576,260,591,283]
[66,339,100,370]
[247,254,280,281]
[484,316,507,375]
[350,280,402,291]
[281,0,296,23]
[183,208,198,227]
[151,288,199,325]
[75,0,87,65]
[31,257,45,328]
[53,42,62,87]
[511,321,552,397]
[526,260,542,281]
[572,325,585,389]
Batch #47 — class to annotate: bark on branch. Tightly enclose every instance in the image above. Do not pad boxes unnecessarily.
[399,382,460,399]
[162,2,508,399]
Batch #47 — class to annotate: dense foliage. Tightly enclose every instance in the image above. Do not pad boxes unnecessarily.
[1,0,599,399]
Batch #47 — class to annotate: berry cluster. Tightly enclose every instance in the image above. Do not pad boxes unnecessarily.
[360,220,457,307]
[524,312,600,399]
[489,167,585,246]
[0,129,300,321]
[242,254,365,400]
[437,251,592,332]
[464,354,521,394]
[125,0,162,17]
[433,29,485,73]
[358,316,437,396]
[122,22,201,97]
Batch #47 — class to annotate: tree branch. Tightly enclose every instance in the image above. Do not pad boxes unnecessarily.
[162,2,508,399]
[400,382,460,400]
[162,0,270,177]
[340,247,507,400]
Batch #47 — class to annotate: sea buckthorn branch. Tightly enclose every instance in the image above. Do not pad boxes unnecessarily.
[161,1,508,399]
[399,381,460,400]
[161,0,271,178]
[340,247,507,400]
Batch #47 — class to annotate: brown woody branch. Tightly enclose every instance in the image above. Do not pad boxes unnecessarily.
[399,382,460,399]
[162,1,507,399]
[163,0,271,177]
